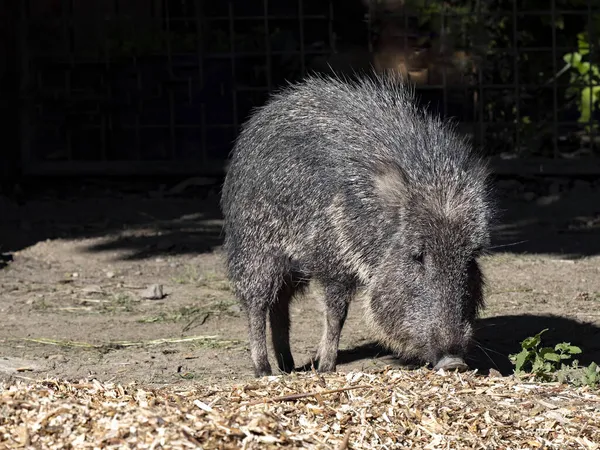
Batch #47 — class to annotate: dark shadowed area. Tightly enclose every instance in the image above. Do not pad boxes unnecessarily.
[328,314,600,377]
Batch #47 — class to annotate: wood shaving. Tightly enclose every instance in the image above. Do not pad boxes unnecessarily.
[1,368,599,449]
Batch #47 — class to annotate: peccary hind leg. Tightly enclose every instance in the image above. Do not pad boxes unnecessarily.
[315,278,357,373]
[269,273,308,374]
[241,262,308,377]
[238,260,284,378]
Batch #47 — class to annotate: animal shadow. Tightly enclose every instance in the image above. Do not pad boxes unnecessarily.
[319,314,600,376]
[470,314,600,375]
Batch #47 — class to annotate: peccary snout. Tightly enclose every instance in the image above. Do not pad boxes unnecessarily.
[433,356,469,372]
[428,324,474,372]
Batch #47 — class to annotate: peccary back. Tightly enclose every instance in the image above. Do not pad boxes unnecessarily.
[221,72,495,377]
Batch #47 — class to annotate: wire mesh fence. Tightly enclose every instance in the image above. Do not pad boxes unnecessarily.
[16,0,600,176]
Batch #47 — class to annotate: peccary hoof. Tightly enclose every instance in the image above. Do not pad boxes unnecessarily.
[254,365,273,378]
[433,356,469,372]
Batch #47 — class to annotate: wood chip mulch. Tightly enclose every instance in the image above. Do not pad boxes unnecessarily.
[1,368,599,449]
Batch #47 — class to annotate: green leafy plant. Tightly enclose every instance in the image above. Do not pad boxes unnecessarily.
[562,32,600,132]
[579,362,600,387]
[510,329,600,388]
[509,329,582,381]
[557,361,600,388]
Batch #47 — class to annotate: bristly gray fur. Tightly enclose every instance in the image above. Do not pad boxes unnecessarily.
[220,71,496,377]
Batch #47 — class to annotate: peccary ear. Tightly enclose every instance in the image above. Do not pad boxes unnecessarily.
[373,162,410,208]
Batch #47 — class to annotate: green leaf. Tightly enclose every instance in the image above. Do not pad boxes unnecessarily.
[567,345,582,354]
[521,328,548,350]
[540,346,561,362]
[544,362,555,373]
[531,357,545,373]
[555,342,581,353]
[543,352,561,362]
[577,32,590,55]
[578,86,600,124]
[511,349,530,372]
[569,73,578,85]
[571,359,580,368]
[563,52,582,66]
[582,363,600,387]
[576,62,592,76]
[521,337,538,349]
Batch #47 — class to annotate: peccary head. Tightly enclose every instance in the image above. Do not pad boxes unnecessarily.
[366,158,493,371]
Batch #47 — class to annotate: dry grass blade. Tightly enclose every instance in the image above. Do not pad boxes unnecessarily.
[18,335,225,349]
[1,368,599,449]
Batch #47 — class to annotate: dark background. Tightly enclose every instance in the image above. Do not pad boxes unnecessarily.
[2,0,599,179]
[1,0,599,258]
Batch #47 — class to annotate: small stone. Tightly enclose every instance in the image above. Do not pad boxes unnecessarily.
[141,284,166,300]
[82,285,103,294]
[228,304,242,314]
[488,368,502,378]
[105,271,115,279]
[48,354,68,363]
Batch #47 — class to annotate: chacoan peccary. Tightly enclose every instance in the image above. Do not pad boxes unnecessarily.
[221,72,495,377]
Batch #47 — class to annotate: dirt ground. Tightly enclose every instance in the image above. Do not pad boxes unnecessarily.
[1,176,600,389]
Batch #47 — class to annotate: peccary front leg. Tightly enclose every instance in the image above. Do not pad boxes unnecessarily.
[315,279,357,373]
[239,264,286,378]
[247,302,272,377]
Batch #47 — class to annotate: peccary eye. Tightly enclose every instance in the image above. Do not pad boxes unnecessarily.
[468,247,484,263]
[412,252,424,265]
